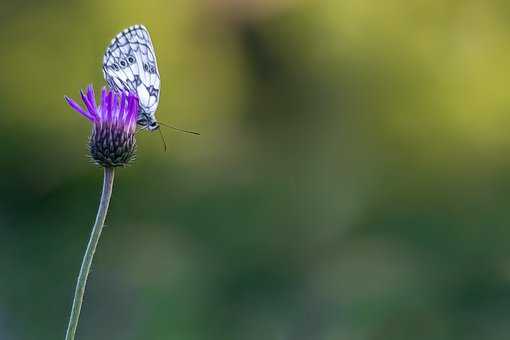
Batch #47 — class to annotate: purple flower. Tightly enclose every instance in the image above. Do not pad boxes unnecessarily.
[65,85,139,167]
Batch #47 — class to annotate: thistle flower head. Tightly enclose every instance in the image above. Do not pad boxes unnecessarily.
[65,85,138,167]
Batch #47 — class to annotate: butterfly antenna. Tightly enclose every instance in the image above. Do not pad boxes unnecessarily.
[158,127,167,152]
[158,122,200,135]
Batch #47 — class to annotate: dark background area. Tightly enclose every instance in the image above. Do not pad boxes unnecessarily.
[2,1,510,339]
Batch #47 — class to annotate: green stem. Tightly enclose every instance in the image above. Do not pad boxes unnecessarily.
[65,167,115,340]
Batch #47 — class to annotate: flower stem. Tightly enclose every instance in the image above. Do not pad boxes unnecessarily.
[65,167,115,340]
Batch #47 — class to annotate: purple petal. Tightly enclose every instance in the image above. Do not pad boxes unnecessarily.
[119,91,127,120]
[129,96,140,130]
[125,95,133,120]
[126,95,137,123]
[112,92,119,118]
[86,84,97,110]
[80,90,97,119]
[106,90,113,122]
[133,96,140,120]
[65,96,95,121]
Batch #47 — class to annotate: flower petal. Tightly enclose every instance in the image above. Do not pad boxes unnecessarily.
[126,94,137,123]
[119,91,127,120]
[129,96,140,131]
[112,91,120,118]
[80,90,97,119]
[86,84,97,111]
[106,90,113,122]
[65,96,95,121]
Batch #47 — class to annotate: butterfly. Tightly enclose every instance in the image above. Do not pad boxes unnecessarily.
[103,24,161,131]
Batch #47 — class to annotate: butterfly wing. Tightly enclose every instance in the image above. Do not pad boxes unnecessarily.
[102,25,160,123]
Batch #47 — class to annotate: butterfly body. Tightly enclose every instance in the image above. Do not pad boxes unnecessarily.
[103,25,161,131]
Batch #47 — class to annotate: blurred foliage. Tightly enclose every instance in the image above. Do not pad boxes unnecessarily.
[2,0,510,339]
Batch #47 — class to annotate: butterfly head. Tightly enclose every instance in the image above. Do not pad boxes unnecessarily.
[137,115,159,131]
[136,117,159,131]
[148,121,159,131]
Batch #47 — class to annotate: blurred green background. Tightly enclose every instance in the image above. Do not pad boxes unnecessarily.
[2,0,510,339]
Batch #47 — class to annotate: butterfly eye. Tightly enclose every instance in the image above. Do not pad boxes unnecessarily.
[143,63,149,71]
[120,60,127,67]
[127,56,135,64]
